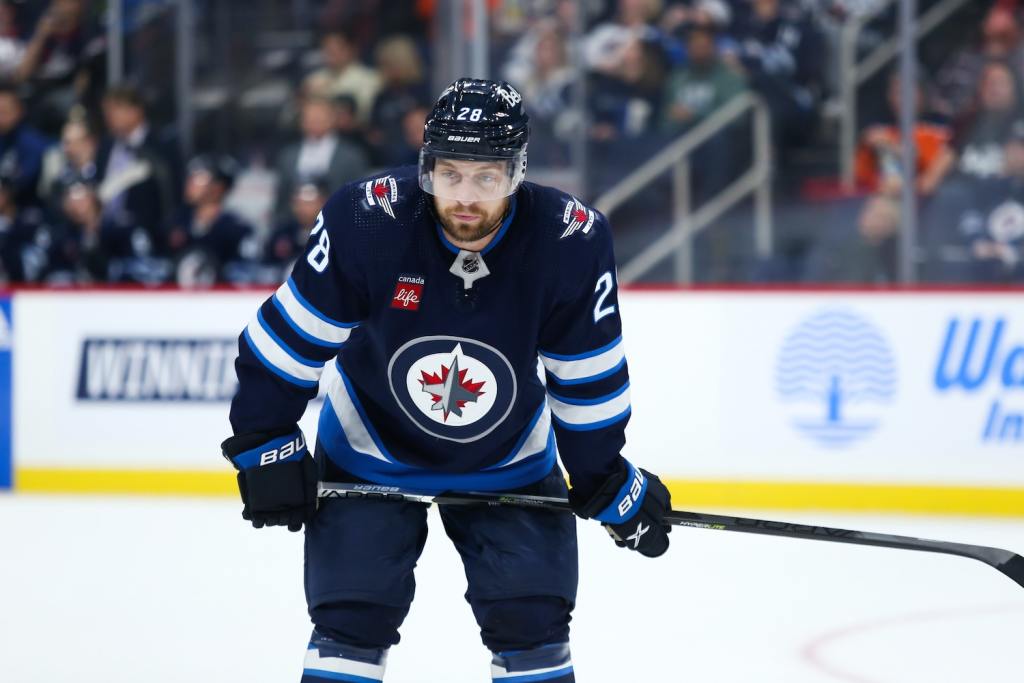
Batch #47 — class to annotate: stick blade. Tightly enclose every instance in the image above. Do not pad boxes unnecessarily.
[1000,554,1024,590]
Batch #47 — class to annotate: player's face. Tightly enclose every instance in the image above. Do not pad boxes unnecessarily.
[432,160,511,244]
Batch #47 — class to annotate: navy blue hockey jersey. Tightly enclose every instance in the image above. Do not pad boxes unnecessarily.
[229,166,631,498]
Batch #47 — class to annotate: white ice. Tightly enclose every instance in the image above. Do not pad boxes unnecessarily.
[0,494,1021,683]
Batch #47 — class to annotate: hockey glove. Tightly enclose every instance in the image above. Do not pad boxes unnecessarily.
[569,462,672,558]
[221,428,318,532]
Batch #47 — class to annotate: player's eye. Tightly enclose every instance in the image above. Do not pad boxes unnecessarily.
[475,174,497,187]
[440,170,460,182]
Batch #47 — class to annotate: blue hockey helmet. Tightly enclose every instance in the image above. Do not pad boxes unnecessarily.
[419,78,529,202]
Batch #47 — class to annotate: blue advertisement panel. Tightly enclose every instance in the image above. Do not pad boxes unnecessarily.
[0,295,10,489]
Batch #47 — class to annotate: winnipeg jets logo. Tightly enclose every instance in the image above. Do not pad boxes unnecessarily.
[388,336,516,442]
[419,349,486,421]
[365,175,398,219]
[404,342,498,428]
[560,197,595,239]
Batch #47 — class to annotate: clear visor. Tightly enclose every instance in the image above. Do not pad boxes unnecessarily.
[418,149,527,202]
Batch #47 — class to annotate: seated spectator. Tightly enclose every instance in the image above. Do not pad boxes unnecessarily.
[584,0,666,74]
[0,173,51,282]
[368,35,429,166]
[275,95,369,222]
[589,36,668,142]
[501,18,576,166]
[922,60,1024,246]
[733,0,824,149]
[0,1,25,79]
[38,110,97,209]
[935,122,1024,282]
[660,0,738,62]
[371,104,427,168]
[303,29,381,124]
[662,25,746,132]
[807,70,953,283]
[0,83,51,209]
[947,59,1024,183]
[170,155,257,287]
[934,5,1024,122]
[854,69,952,197]
[661,24,748,199]
[335,94,374,162]
[97,84,178,267]
[15,0,105,133]
[504,3,582,92]
[587,35,668,193]
[264,177,329,283]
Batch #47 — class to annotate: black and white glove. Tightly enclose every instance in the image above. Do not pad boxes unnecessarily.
[221,428,318,532]
[570,462,672,558]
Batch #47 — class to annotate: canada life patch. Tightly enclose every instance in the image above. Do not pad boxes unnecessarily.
[391,275,424,311]
[561,197,595,239]
[365,175,398,219]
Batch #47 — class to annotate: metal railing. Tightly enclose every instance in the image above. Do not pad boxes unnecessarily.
[836,0,973,188]
[594,92,772,284]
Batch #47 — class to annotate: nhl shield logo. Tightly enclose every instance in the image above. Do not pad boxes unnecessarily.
[388,336,516,442]
[365,175,398,219]
[560,197,595,239]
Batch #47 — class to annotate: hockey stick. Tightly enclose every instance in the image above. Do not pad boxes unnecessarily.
[318,482,1024,590]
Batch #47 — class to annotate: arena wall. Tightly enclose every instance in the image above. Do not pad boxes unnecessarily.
[4,288,1023,516]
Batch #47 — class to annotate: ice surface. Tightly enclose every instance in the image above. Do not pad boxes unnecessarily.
[0,494,1021,682]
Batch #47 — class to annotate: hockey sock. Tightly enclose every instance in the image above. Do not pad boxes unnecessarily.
[490,642,575,682]
[301,629,388,682]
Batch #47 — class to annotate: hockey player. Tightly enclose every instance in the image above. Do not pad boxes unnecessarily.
[222,78,672,682]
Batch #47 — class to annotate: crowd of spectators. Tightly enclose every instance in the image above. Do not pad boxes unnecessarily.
[0,0,1019,286]
[804,2,1024,283]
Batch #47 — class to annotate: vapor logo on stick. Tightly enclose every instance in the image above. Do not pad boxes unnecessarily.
[776,309,897,448]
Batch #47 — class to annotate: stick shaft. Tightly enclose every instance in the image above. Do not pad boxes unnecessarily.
[318,482,1024,589]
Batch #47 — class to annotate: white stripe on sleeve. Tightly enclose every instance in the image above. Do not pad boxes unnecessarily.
[547,386,631,428]
[274,279,356,346]
[538,339,625,384]
[244,315,324,383]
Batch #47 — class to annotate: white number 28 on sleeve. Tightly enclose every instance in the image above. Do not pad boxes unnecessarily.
[593,271,617,323]
[307,212,330,273]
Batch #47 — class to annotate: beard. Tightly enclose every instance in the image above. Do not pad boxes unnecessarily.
[436,199,509,245]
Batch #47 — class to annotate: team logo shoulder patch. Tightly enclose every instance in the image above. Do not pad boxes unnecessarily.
[365,175,399,219]
[560,197,596,239]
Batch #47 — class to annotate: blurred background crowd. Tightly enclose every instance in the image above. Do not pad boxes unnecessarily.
[0,0,1020,286]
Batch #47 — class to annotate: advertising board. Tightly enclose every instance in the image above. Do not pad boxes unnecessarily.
[7,288,1024,513]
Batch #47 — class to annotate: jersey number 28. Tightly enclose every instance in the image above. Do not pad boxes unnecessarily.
[307,212,329,273]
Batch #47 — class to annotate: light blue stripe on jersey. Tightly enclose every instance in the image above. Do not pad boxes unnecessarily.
[273,278,359,347]
[539,337,625,385]
[243,328,318,388]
